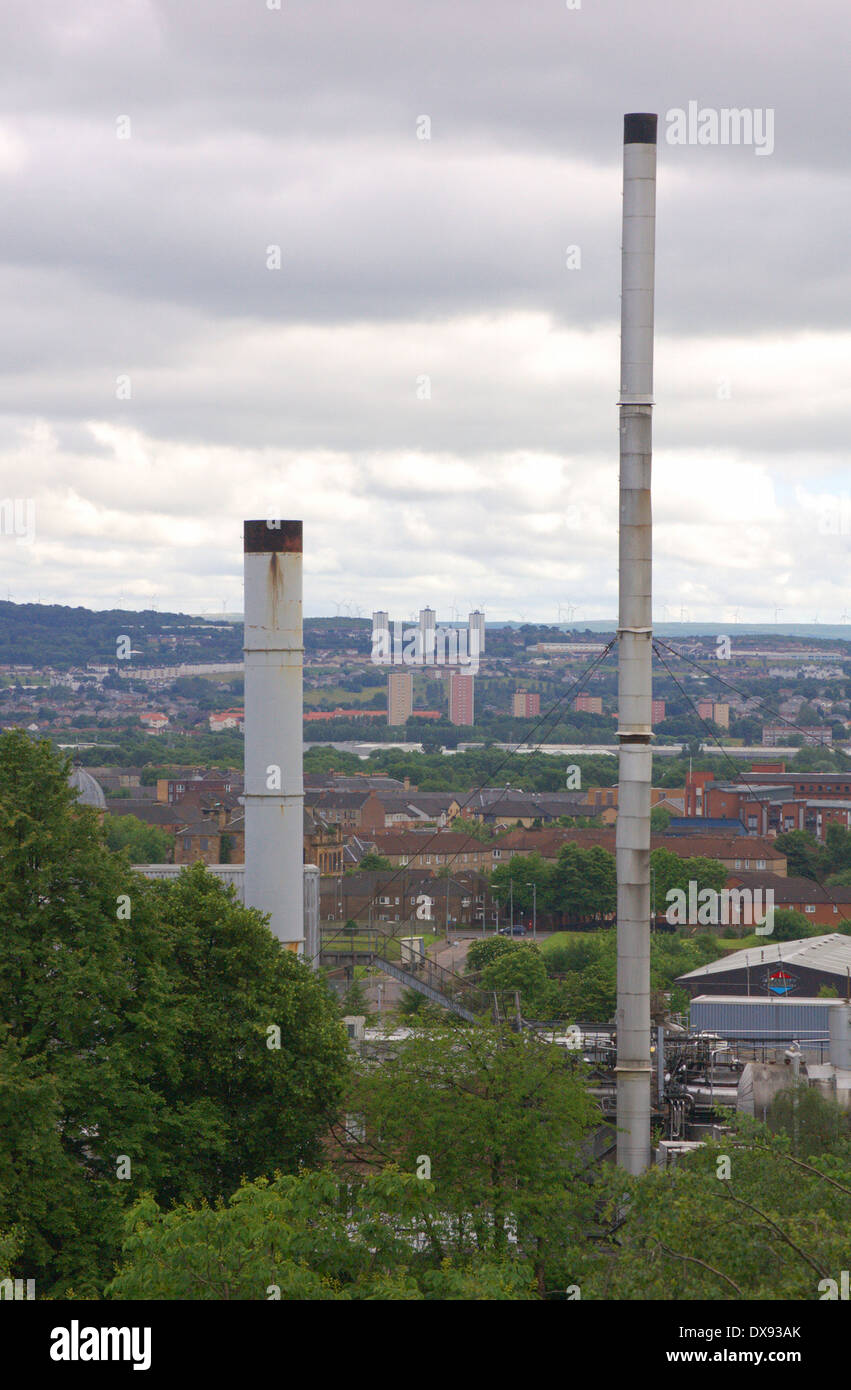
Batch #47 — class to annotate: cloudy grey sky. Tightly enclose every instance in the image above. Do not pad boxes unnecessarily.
[0,0,849,623]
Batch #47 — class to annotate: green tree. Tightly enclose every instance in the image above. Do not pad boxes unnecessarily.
[478,944,557,1019]
[767,907,820,942]
[651,848,727,926]
[102,813,172,864]
[823,824,851,877]
[0,730,349,1296]
[341,976,369,1015]
[354,852,393,872]
[336,1026,600,1293]
[490,853,552,917]
[549,844,616,922]
[774,830,826,881]
[578,1118,851,1300]
[466,935,518,974]
[451,816,494,842]
[107,1170,537,1300]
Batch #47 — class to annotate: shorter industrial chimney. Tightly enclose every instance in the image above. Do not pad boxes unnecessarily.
[243,520,304,951]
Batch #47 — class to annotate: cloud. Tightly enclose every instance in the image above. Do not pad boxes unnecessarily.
[1,0,850,621]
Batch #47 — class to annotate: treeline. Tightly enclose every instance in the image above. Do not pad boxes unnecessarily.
[490,846,727,928]
[0,600,242,670]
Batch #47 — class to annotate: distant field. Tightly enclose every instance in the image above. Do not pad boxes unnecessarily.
[303,685,385,707]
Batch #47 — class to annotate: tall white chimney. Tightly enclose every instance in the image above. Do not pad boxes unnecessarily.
[615,114,657,1174]
[243,520,304,952]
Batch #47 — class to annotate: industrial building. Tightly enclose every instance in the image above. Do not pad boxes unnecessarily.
[690,995,841,1046]
[676,933,851,1001]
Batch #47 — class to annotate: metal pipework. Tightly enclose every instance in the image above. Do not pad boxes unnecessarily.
[616,114,657,1174]
[243,519,304,951]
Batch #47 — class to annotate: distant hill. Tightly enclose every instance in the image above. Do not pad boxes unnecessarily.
[0,601,242,670]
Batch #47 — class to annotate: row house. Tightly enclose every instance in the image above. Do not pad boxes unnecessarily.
[726,871,851,929]
[367,831,495,873]
[174,810,246,866]
[172,804,341,872]
[157,770,243,803]
[490,826,787,876]
[303,788,387,834]
[319,869,495,929]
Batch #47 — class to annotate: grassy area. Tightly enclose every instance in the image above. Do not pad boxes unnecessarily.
[303,685,385,707]
[540,930,608,953]
[714,934,768,951]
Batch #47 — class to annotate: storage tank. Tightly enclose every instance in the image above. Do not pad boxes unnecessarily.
[737,1062,799,1120]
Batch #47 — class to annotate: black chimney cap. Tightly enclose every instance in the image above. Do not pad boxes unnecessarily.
[624,113,658,145]
[244,520,302,553]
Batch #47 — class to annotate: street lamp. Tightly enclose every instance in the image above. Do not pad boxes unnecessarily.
[526,881,537,940]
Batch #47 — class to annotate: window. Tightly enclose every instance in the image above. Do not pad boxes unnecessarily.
[493,850,501,859]
[757,859,766,870]
[344,1113,366,1143]
[200,837,208,852]
[734,859,742,869]
[183,837,191,850]
[805,905,816,914]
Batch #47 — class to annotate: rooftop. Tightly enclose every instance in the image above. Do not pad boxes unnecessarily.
[678,933,851,980]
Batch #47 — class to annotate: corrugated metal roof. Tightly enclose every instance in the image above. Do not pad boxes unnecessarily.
[679,933,851,980]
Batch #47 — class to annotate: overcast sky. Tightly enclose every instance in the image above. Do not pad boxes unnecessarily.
[0,0,849,624]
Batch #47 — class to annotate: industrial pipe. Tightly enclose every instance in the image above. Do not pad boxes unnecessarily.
[243,519,304,951]
[615,114,657,1174]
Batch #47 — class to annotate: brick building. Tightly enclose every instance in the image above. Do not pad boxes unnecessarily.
[513,690,541,718]
[387,670,413,726]
[449,673,475,726]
